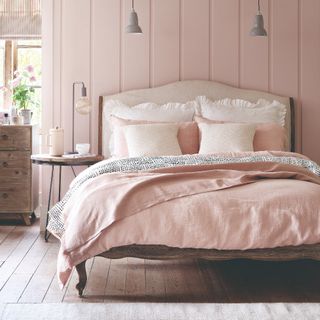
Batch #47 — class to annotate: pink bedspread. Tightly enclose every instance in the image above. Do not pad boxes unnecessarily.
[56,157,320,286]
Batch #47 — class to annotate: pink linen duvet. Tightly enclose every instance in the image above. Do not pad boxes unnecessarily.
[47,151,320,287]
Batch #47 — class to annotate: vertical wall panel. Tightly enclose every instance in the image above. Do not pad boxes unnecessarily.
[300,0,320,160]
[151,0,180,87]
[211,0,240,86]
[240,0,269,91]
[60,0,91,194]
[270,0,300,151]
[181,0,210,80]
[270,0,298,96]
[91,0,121,154]
[52,0,62,128]
[40,0,54,229]
[121,0,150,91]
[60,0,91,150]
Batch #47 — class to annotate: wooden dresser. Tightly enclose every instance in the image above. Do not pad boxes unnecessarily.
[0,125,38,225]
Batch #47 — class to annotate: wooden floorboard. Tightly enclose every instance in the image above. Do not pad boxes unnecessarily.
[125,258,146,299]
[0,226,26,261]
[1,221,320,305]
[145,259,166,302]
[0,230,50,303]
[82,257,110,303]
[18,241,59,303]
[0,226,15,245]
[0,223,39,292]
[104,258,127,302]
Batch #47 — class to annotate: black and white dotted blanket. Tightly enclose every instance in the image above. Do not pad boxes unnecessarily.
[47,152,320,238]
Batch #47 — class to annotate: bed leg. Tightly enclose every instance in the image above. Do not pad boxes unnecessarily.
[75,261,87,297]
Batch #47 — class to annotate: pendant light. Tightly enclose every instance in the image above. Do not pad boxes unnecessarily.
[126,0,142,34]
[250,0,267,37]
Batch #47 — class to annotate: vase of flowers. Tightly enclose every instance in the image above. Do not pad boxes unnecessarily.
[9,65,37,124]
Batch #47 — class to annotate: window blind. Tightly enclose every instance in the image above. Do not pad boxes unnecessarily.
[0,0,41,39]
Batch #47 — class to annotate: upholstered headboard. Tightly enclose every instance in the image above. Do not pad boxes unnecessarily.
[99,80,295,157]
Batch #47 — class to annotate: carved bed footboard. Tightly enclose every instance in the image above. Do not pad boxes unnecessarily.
[75,243,320,296]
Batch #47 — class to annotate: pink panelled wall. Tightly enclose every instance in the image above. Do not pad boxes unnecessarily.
[41,0,320,227]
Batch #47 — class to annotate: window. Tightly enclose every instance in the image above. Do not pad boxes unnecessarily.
[0,39,42,124]
[0,41,4,108]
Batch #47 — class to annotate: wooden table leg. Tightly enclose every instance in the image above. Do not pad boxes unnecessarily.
[45,165,55,242]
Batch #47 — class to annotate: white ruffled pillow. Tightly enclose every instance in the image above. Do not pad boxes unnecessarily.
[123,124,182,157]
[197,96,286,127]
[198,123,256,154]
[110,100,197,122]
[104,100,198,122]
[103,99,198,157]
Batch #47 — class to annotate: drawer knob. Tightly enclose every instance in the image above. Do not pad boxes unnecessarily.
[2,193,8,199]
[2,162,8,168]
[1,134,8,140]
[15,170,19,175]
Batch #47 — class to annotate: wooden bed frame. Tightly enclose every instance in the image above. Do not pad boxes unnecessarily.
[74,81,318,297]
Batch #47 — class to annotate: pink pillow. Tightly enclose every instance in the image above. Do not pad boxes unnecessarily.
[110,115,199,157]
[194,116,287,151]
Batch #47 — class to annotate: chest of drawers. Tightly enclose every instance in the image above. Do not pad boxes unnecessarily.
[0,125,38,225]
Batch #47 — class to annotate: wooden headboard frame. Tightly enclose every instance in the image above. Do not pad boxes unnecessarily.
[289,97,295,152]
[98,81,296,155]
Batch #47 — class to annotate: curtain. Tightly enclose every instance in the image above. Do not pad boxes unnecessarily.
[0,0,41,39]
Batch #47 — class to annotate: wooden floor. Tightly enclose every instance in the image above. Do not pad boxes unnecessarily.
[1,220,320,304]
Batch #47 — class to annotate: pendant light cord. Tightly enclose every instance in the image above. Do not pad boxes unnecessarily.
[257,0,261,13]
[132,0,134,10]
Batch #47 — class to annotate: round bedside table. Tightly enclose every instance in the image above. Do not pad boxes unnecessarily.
[31,154,104,241]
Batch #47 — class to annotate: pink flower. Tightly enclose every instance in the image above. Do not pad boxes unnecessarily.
[25,65,34,73]
[14,70,20,77]
[10,77,21,88]
[0,86,7,92]
[29,76,36,82]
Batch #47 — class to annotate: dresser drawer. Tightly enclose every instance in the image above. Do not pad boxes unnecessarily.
[0,183,31,212]
[0,151,31,181]
[0,126,31,151]
[0,151,30,167]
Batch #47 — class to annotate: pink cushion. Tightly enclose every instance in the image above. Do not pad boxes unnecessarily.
[194,116,287,152]
[110,115,199,157]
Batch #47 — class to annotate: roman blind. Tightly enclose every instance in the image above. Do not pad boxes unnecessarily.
[0,0,41,39]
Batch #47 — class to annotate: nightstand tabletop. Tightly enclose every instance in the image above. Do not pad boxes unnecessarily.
[31,154,104,166]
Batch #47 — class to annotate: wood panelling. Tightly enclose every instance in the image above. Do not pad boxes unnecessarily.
[59,0,92,196]
[300,0,320,162]
[270,0,300,150]
[211,0,240,86]
[270,0,299,97]
[180,0,210,80]
[60,0,91,151]
[52,0,62,128]
[121,0,151,91]
[43,0,319,159]
[240,0,269,91]
[151,0,180,87]
[91,0,121,154]
[41,0,320,226]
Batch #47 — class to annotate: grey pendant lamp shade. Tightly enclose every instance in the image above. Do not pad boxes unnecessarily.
[250,0,267,36]
[126,0,142,34]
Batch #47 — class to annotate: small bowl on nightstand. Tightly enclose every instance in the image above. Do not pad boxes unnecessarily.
[76,143,90,155]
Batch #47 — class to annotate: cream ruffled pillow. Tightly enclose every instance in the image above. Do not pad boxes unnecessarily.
[123,124,182,157]
[197,96,286,127]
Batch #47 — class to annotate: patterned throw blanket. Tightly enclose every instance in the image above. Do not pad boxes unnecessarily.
[47,152,320,238]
